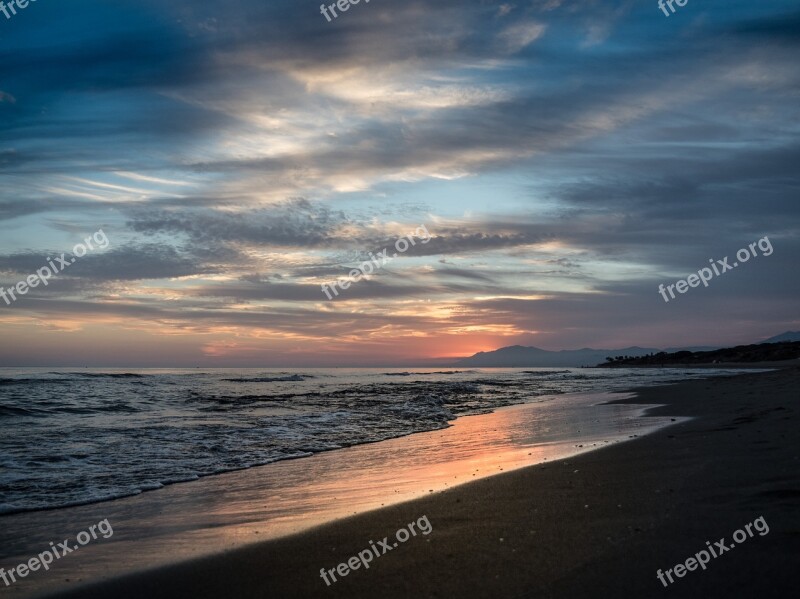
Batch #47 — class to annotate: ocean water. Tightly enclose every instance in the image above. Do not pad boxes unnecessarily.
[0,367,746,515]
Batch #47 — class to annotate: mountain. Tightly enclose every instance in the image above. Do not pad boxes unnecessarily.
[762,331,800,343]
[455,332,800,368]
[598,341,800,367]
[455,345,660,368]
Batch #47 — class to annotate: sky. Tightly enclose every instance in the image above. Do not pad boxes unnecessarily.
[0,0,798,367]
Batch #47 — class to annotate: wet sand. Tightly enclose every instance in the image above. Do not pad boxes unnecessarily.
[0,392,674,598]
[38,367,800,598]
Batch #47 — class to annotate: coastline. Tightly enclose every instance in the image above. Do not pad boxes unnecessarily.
[1,366,728,518]
[44,366,799,598]
[596,359,800,369]
[1,390,676,598]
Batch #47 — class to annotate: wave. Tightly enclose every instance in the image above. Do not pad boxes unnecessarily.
[0,378,71,386]
[429,370,474,374]
[382,370,472,376]
[186,392,292,409]
[222,375,309,383]
[0,405,42,417]
[47,372,146,379]
[521,370,572,375]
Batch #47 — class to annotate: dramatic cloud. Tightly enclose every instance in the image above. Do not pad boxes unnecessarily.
[0,0,798,365]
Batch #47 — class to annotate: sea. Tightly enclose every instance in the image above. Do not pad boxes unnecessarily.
[0,366,747,516]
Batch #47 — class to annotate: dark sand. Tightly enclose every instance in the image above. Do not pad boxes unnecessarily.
[50,367,799,599]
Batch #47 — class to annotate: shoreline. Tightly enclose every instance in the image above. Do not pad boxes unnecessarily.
[0,365,769,520]
[1,390,676,598]
[44,366,799,598]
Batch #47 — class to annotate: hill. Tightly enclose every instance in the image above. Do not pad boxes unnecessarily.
[596,341,800,367]
[762,331,800,343]
[455,345,659,368]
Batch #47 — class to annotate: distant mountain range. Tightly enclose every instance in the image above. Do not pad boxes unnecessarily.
[598,341,800,367]
[454,331,800,368]
[761,331,800,343]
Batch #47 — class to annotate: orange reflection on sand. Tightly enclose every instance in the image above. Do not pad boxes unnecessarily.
[0,393,682,598]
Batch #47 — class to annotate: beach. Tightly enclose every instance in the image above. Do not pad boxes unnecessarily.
[2,2,798,597]
[1,371,686,598]
[38,365,798,599]
[2,1,797,596]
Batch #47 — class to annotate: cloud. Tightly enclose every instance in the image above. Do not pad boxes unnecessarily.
[127,198,351,247]
[1,0,799,363]
[0,244,217,282]
[499,22,547,53]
